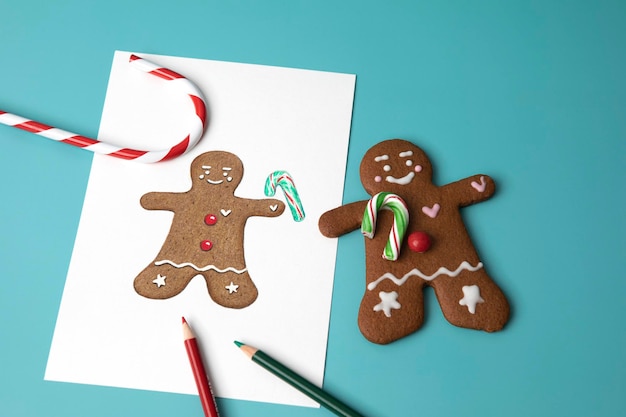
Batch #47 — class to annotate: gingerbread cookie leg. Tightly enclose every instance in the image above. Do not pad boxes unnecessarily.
[430,268,509,332]
[202,269,258,309]
[358,277,426,344]
[134,262,199,299]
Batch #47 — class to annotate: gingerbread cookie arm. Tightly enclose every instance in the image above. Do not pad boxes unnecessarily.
[140,191,185,211]
[442,174,495,207]
[244,198,286,217]
[318,200,368,238]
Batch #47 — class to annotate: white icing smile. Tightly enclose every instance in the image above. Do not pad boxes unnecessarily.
[207,179,224,185]
[386,172,415,185]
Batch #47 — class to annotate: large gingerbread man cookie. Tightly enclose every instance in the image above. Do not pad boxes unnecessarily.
[319,139,509,344]
[134,151,286,309]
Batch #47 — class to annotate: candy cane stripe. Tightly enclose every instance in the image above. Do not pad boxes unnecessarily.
[62,136,99,147]
[0,54,207,163]
[161,135,190,161]
[0,112,26,125]
[190,94,207,123]
[110,148,149,160]
[391,223,400,248]
[15,120,53,133]
[149,67,185,81]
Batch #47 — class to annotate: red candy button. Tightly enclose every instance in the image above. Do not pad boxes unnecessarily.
[204,214,217,225]
[408,231,431,253]
[200,240,213,251]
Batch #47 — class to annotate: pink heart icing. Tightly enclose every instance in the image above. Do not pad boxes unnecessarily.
[471,176,486,192]
[422,203,440,218]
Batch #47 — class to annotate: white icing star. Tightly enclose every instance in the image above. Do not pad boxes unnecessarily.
[225,282,239,294]
[152,274,166,287]
[373,291,401,317]
[459,285,485,314]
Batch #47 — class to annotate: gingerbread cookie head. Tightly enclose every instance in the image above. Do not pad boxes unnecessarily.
[359,139,433,196]
[190,151,243,194]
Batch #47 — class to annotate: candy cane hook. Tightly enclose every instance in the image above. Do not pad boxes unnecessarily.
[0,54,207,163]
[361,192,410,261]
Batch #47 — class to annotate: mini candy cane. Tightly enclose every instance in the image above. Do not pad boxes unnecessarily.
[0,54,207,163]
[362,192,409,261]
[264,170,305,222]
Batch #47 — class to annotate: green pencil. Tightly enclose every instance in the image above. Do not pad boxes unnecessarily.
[234,341,365,417]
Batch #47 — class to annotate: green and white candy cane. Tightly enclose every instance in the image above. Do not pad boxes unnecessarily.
[264,170,305,222]
[361,192,409,261]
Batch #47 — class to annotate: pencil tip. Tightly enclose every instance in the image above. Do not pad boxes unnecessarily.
[182,316,187,324]
[234,340,243,348]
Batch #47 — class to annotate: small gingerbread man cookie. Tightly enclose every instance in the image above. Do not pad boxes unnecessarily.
[319,139,509,344]
[134,151,285,309]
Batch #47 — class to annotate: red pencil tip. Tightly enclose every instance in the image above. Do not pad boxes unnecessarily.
[182,316,187,324]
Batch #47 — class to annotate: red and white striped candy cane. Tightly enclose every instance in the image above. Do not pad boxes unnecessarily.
[0,54,207,163]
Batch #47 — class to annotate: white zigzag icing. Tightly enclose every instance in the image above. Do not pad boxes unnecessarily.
[367,261,483,290]
[155,260,247,274]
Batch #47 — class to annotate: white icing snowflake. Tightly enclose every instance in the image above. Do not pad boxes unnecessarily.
[225,282,239,294]
[459,285,485,314]
[152,274,166,288]
[373,291,401,317]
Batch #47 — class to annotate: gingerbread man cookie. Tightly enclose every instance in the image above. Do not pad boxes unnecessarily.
[319,139,509,344]
[134,151,285,309]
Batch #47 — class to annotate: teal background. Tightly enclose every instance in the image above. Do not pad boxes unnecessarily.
[1,1,624,416]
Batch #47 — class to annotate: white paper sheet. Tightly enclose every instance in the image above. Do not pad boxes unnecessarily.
[45,51,355,407]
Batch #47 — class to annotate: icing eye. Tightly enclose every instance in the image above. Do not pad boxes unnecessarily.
[199,174,205,179]
[223,172,228,177]
[415,165,422,172]
[205,170,210,175]
[383,165,391,172]
[406,160,413,167]
[227,177,233,182]
[374,176,382,182]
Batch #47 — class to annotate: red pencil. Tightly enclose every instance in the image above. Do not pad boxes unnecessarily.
[182,317,220,417]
